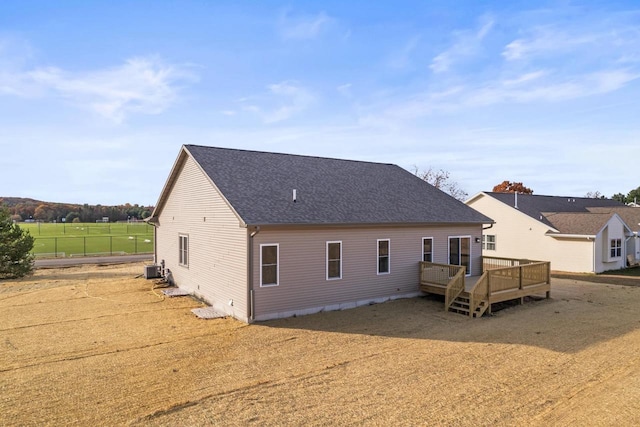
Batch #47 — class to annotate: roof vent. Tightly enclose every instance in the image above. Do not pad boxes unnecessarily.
[293,189,297,203]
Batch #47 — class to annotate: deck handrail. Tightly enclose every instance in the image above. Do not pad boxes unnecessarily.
[468,272,489,316]
[444,267,466,309]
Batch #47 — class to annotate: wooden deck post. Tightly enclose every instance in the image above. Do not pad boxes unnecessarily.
[519,266,523,290]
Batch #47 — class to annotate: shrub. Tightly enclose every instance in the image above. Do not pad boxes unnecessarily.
[0,207,35,279]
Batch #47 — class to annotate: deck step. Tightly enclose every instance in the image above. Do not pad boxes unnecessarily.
[448,294,489,317]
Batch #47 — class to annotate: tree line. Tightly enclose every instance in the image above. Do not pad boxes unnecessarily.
[0,197,154,223]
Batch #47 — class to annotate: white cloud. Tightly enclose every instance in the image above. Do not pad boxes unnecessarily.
[503,70,548,86]
[0,54,197,123]
[263,81,315,123]
[359,68,639,126]
[502,27,597,61]
[241,81,315,124]
[388,35,421,70]
[279,10,333,40]
[430,15,494,73]
[337,83,352,97]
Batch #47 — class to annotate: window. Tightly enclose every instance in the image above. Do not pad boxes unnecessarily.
[422,238,433,262]
[260,244,279,287]
[377,239,390,274]
[178,234,189,267]
[482,235,496,251]
[610,239,622,258]
[326,241,342,280]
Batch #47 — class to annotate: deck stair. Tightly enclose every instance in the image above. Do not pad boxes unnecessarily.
[447,292,488,317]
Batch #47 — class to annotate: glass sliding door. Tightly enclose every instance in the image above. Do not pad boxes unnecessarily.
[449,236,471,275]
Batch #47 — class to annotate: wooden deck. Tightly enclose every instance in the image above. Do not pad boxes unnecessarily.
[420,257,551,317]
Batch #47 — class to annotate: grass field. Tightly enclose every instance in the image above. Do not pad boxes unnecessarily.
[19,222,154,257]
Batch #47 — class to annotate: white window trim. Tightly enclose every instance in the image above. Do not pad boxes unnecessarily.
[326,241,343,280]
[422,237,434,262]
[377,238,391,275]
[483,234,496,251]
[448,235,472,276]
[260,243,279,287]
[178,234,189,267]
[610,238,622,259]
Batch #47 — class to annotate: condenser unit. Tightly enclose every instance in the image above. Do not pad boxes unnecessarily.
[144,265,161,279]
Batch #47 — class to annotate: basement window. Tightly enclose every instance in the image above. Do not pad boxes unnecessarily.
[260,244,279,287]
[178,234,189,267]
[610,239,622,259]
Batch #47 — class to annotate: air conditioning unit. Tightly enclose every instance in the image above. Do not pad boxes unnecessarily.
[144,265,161,279]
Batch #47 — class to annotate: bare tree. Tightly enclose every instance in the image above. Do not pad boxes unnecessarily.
[413,166,468,201]
[584,191,605,199]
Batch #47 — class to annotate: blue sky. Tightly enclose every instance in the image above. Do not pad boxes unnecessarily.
[1,1,639,205]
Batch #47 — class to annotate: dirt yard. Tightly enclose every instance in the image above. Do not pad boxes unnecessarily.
[1,263,640,426]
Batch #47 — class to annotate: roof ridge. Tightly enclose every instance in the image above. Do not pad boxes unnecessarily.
[185,144,395,167]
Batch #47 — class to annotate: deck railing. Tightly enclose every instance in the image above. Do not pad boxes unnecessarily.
[469,272,489,315]
[485,262,550,293]
[444,267,466,309]
[482,256,536,271]
[419,261,463,285]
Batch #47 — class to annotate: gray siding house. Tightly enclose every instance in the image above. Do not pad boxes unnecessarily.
[150,145,492,322]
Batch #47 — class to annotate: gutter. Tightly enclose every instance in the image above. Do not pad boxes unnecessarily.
[545,232,596,239]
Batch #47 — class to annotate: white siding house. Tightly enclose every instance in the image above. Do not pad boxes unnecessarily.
[151,145,493,322]
[466,192,635,273]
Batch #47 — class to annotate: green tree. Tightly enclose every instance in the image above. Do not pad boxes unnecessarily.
[65,212,80,223]
[628,186,640,205]
[0,207,35,279]
[612,193,627,203]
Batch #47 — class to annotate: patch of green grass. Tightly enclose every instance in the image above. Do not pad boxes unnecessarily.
[19,223,154,257]
[599,267,640,277]
[20,222,153,237]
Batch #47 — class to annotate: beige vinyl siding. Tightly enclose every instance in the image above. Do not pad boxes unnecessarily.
[251,224,482,320]
[155,155,248,321]
[468,195,553,262]
[467,194,630,273]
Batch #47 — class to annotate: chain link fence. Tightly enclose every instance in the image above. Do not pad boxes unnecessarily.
[32,235,154,258]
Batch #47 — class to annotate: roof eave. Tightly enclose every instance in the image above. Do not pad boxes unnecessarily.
[245,220,493,228]
[545,232,596,239]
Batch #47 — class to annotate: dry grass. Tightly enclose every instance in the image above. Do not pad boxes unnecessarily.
[2,263,640,426]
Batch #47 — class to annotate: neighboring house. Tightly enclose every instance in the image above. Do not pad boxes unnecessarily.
[586,206,640,264]
[466,192,636,273]
[150,145,493,322]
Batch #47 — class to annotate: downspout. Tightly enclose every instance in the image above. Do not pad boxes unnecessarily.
[482,223,494,231]
[248,226,261,322]
[588,236,595,273]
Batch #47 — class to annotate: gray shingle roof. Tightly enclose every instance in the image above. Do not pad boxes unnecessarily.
[185,145,492,226]
[587,207,640,232]
[486,192,624,227]
[542,212,614,235]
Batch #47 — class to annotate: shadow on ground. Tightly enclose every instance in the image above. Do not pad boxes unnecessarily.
[263,278,640,355]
